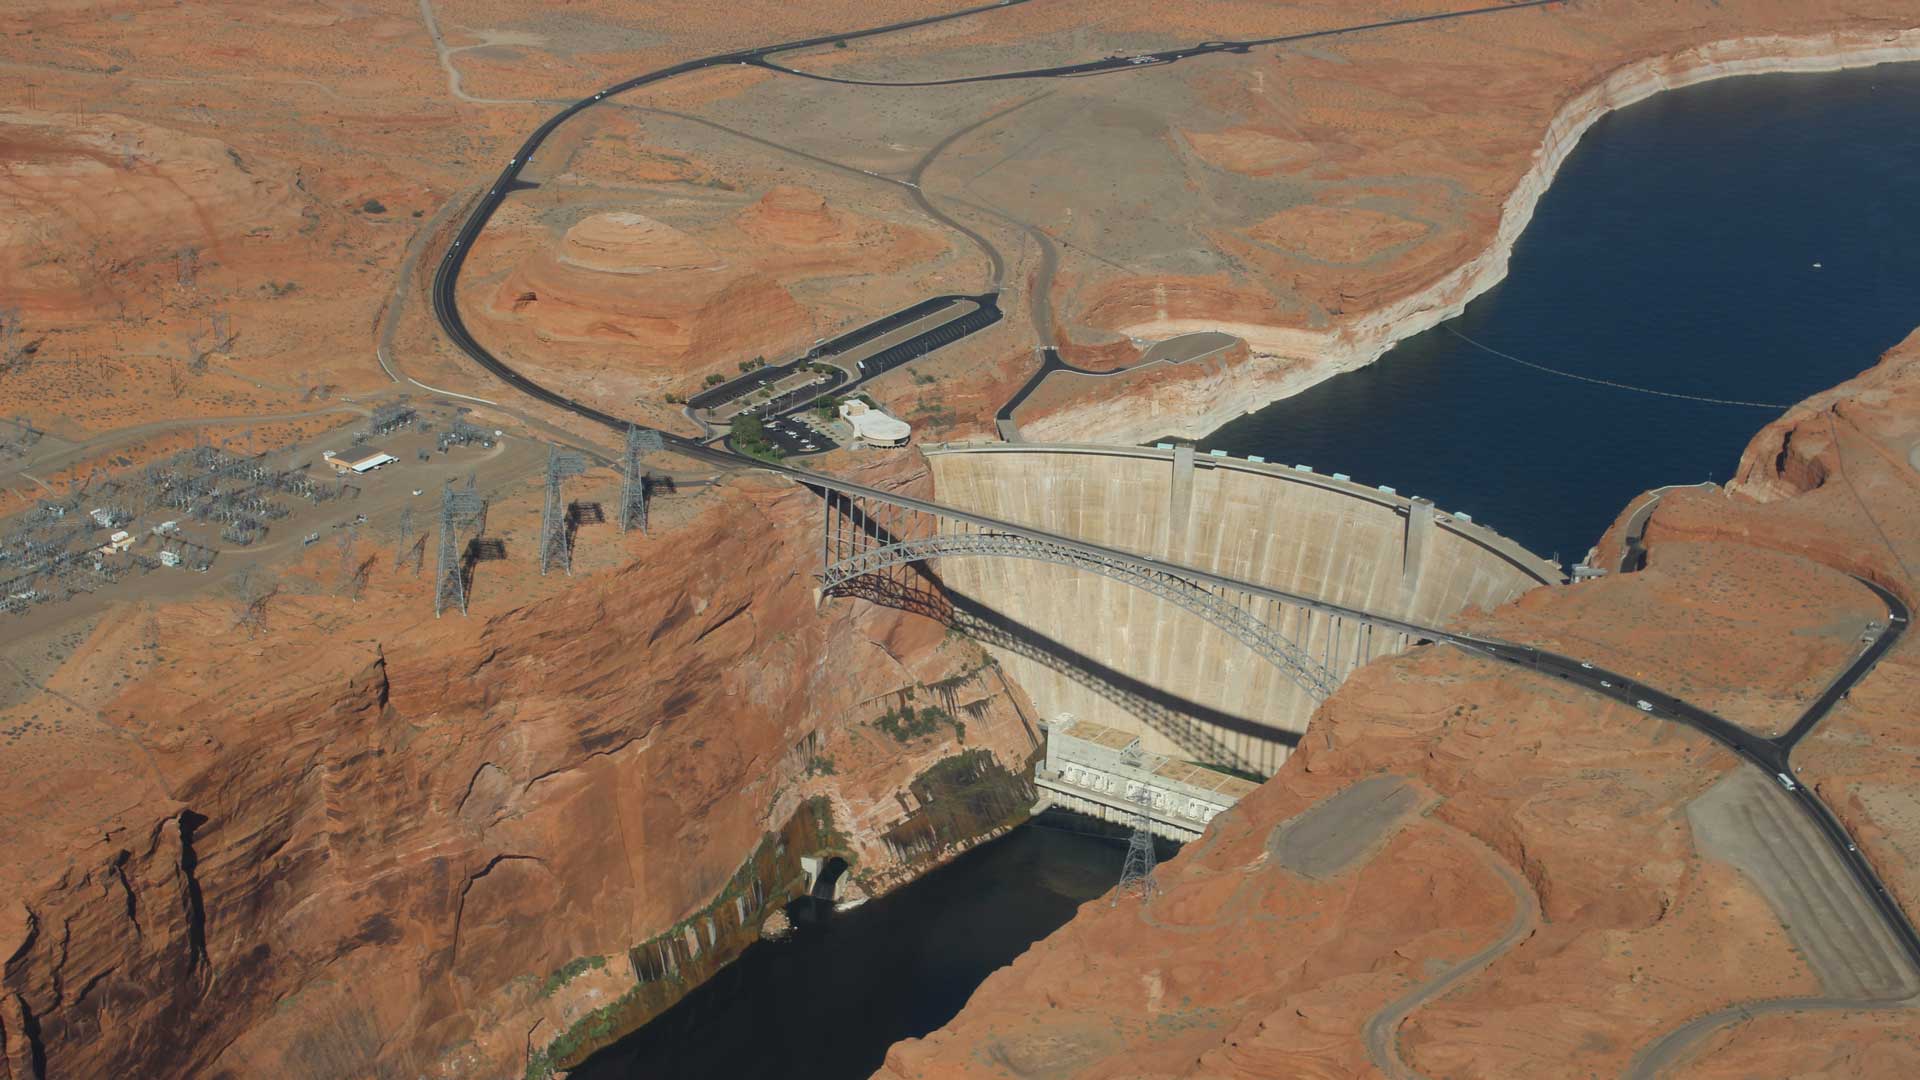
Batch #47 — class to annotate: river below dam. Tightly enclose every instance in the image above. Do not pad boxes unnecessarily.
[574,815,1141,1079]
[1205,60,1920,564]
[582,60,1920,1080]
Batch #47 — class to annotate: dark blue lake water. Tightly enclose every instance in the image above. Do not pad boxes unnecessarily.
[1202,61,1920,564]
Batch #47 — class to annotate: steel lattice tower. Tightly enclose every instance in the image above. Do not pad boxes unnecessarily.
[1114,771,1159,905]
[620,425,663,533]
[394,507,413,568]
[538,447,587,575]
[435,483,485,617]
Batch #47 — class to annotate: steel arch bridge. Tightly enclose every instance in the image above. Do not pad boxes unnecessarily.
[810,485,1422,702]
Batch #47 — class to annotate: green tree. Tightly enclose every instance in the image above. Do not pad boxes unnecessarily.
[730,414,782,461]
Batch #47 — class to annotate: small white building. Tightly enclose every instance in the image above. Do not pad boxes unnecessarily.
[837,400,911,448]
[99,530,134,554]
[323,449,398,474]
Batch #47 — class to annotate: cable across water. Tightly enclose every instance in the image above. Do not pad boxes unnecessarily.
[1442,324,1792,410]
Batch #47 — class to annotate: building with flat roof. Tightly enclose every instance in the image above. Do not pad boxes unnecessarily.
[838,400,911,448]
[1037,715,1259,840]
[322,449,398,474]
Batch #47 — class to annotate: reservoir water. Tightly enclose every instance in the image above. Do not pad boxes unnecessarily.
[1204,62,1920,563]
[583,61,1920,1079]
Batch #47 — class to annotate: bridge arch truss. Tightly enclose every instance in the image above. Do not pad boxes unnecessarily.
[812,487,1414,702]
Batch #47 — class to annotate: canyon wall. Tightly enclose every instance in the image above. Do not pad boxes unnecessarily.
[888,331,1920,1078]
[926,444,1557,776]
[0,465,1039,1080]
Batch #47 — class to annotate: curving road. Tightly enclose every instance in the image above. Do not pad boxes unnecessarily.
[1363,826,1540,1080]
[421,0,1920,1005]
[1452,578,1919,976]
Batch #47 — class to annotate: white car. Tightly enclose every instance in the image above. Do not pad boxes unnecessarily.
[1635,700,1654,713]
[1580,661,1593,670]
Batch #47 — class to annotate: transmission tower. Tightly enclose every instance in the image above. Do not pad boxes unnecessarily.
[338,527,356,567]
[0,309,19,369]
[393,507,413,568]
[1113,782,1159,906]
[232,570,277,638]
[620,425,664,533]
[538,446,586,575]
[435,483,486,617]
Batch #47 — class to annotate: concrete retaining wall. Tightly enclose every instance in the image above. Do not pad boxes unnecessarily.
[925,443,1560,776]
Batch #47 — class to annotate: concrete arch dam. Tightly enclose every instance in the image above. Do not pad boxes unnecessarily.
[921,443,1562,777]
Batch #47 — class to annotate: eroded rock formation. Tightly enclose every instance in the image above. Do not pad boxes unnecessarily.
[0,462,1039,1079]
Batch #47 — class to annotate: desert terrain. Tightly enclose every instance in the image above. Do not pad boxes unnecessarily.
[3,1,1920,1077]
[883,329,1920,1079]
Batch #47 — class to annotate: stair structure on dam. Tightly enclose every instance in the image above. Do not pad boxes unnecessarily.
[814,442,1562,779]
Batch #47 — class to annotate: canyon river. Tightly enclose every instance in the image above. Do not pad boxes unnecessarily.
[1206,60,1920,564]
[575,815,1141,1078]
[581,61,1920,1079]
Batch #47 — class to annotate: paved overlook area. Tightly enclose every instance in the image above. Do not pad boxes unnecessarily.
[2,1,1920,1078]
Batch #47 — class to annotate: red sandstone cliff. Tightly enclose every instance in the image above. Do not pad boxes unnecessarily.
[0,459,1038,1079]
[886,332,1920,1077]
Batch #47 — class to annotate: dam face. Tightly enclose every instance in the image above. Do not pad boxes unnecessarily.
[926,444,1561,776]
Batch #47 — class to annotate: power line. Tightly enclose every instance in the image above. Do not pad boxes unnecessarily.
[1824,412,1916,589]
[1441,324,1791,410]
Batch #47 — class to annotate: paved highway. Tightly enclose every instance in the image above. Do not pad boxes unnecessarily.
[1451,576,1920,972]
[752,0,1569,88]
[424,0,1920,984]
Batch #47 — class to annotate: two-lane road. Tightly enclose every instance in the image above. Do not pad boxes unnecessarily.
[1456,576,1919,973]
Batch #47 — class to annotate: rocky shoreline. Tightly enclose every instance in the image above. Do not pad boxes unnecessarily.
[1042,27,1920,446]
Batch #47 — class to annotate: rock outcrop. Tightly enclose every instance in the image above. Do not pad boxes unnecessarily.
[887,332,1920,1077]
[737,184,856,247]
[472,183,949,402]
[0,461,1039,1079]
[0,109,303,315]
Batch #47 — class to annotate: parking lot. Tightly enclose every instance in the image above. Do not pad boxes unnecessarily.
[757,414,840,457]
